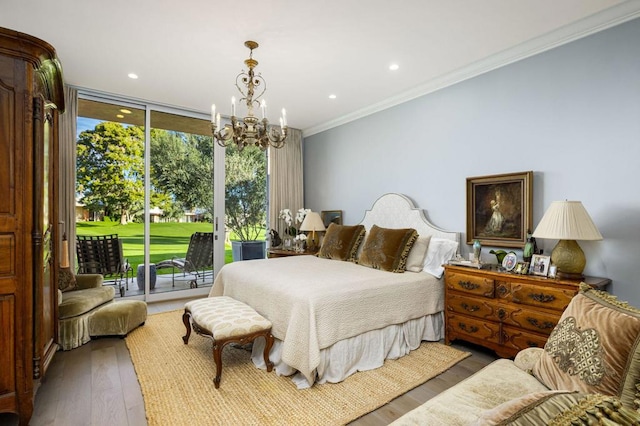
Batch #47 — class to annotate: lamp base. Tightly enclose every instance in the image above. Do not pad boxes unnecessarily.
[551,239,586,280]
[555,271,584,281]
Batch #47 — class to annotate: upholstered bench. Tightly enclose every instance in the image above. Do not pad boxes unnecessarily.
[182,296,274,389]
[89,300,147,338]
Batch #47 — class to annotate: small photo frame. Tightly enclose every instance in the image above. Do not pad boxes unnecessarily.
[530,254,551,276]
[514,262,529,275]
[321,210,342,228]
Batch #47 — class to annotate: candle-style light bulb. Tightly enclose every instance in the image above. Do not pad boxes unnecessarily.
[281,108,287,127]
[231,96,236,116]
[216,113,221,130]
[211,104,216,124]
[261,100,266,119]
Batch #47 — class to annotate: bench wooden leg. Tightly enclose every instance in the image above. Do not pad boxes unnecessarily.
[263,332,274,372]
[182,309,192,344]
[212,341,223,389]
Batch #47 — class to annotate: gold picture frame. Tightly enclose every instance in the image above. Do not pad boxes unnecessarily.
[466,171,533,248]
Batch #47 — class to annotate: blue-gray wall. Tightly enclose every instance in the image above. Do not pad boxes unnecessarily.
[303,18,640,305]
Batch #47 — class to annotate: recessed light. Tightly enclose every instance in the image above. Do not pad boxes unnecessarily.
[329,94,337,99]
[116,114,124,118]
[389,63,399,71]
[120,109,132,114]
[128,73,139,79]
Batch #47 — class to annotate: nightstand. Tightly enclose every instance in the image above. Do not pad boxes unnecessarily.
[443,264,610,358]
[267,248,315,258]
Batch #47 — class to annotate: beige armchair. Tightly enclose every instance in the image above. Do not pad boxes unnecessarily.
[58,273,115,350]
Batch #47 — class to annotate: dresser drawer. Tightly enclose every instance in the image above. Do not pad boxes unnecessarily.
[446,313,500,344]
[446,293,495,320]
[504,305,560,335]
[510,282,574,311]
[446,271,494,298]
[504,325,549,353]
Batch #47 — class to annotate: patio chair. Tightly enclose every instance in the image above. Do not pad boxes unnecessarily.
[76,234,132,297]
[156,232,214,288]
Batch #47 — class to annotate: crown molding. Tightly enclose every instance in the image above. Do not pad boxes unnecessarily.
[303,1,640,137]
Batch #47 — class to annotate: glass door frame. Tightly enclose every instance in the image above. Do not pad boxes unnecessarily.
[77,90,226,302]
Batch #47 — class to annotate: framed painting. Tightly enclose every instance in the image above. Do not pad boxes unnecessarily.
[321,210,342,228]
[466,171,533,248]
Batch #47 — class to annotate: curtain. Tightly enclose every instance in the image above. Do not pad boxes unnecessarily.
[268,128,304,240]
[58,86,77,270]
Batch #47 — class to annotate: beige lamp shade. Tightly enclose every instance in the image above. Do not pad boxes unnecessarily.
[532,201,602,279]
[300,212,325,252]
[532,201,602,241]
[300,212,326,233]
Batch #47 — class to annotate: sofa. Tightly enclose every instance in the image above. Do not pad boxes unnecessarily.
[391,283,640,425]
[58,273,115,350]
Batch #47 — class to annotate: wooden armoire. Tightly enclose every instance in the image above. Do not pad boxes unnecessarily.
[0,27,64,425]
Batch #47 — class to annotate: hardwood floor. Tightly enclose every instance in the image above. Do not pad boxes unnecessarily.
[0,299,497,426]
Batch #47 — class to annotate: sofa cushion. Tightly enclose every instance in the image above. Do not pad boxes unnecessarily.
[58,286,115,320]
[473,391,640,425]
[532,283,640,410]
[389,359,549,425]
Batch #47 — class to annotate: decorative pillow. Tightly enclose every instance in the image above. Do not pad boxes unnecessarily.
[58,267,77,292]
[532,284,640,410]
[422,237,459,278]
[405,235,432,272]
[474,391,640,426]
[357,225,418,273]
[317,223,366,262]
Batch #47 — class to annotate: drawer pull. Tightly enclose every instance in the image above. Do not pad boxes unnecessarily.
[527,341,540,348]
[528,293,556,303]
[458,322,479,333]
[498,308,506,320]
[527,317,555,330]
[458,280,480,291]
[461,303,480,312]
[497,285,508,297]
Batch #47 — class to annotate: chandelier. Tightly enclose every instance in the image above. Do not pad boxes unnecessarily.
[211,41,288,150]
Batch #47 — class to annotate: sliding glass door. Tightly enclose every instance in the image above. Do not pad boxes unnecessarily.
[76,95,226,300]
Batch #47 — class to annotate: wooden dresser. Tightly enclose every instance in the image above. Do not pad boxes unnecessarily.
[0,27,64,425]
[444,264,610,358]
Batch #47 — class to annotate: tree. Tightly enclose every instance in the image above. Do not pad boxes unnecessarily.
[76,122,144,224]
[225,144,267,241]
[149,131,213,216]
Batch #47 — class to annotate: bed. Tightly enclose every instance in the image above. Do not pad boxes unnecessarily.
[209,193,460,388]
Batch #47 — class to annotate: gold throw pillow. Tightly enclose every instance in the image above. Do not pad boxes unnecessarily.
[357,225,418,273]
[317,223,366,262]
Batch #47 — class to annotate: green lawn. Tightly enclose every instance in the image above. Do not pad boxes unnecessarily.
[75,221,239,273]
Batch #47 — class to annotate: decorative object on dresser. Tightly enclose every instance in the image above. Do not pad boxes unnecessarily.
[532,200,603,280]
[466,171,533,248]
[299,211,326,252]
[443,264,610,358]
[210,41,288,150]
[0,27,65,425]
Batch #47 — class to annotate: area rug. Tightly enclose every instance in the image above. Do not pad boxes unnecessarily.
[125,309,470,426]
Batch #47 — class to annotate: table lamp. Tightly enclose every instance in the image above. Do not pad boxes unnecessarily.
[532,201,602,280]
[299,211,326,252]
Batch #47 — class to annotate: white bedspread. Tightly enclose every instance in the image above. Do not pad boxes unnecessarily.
[208,255,444,384]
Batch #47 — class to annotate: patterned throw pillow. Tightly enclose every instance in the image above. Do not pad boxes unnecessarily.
[532,283,640,410]
[357,225,418,273]
[58,267,77,292]
[317,223,366,262]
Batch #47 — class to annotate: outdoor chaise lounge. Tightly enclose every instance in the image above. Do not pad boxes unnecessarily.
[156,232,214,288]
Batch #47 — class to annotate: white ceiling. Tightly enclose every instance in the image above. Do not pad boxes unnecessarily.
[2,0,639,135]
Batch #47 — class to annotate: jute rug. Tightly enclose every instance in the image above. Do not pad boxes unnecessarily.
[125,309,470,426]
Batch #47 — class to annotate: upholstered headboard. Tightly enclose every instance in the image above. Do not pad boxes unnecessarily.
[358,193,460,245]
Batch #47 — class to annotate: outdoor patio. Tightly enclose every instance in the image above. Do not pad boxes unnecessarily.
[107,269,214,298]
